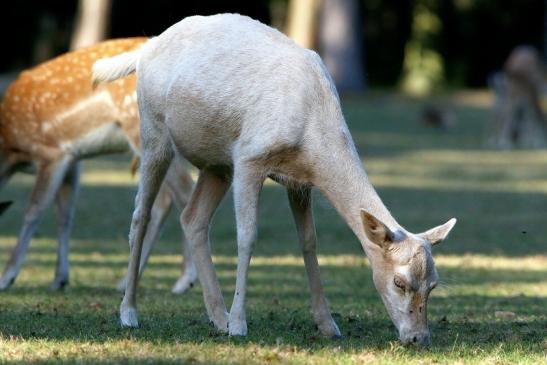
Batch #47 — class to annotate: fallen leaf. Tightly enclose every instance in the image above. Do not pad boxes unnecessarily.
[495,311,516,320]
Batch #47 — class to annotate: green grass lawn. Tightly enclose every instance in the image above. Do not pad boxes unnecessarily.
[0,93,545,364]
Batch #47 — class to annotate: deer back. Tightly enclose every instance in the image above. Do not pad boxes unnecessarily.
[0,38,147,163]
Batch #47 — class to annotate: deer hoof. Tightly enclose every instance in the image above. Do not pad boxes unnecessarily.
[0,275,15,291]
[171,274,197,294]
[49,278,68,291]
[318,320,341,338]
[228,316,247,336]
[120,303,139,328]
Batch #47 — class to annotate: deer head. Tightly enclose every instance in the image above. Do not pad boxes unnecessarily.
[361,210,456,347]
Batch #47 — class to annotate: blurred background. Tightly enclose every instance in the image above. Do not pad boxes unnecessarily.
[0,0,545,95]
[0,0,545,263]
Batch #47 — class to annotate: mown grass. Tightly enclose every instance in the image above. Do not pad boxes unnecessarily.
[0,92,545,364]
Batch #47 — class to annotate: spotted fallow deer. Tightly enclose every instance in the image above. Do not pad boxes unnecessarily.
[93,14,457,346]
[0,38,197,293]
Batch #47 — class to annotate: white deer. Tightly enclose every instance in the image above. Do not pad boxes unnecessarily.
[0,38,197,294]
[93,14,457,346]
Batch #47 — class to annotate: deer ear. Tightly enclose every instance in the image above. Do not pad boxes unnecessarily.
[418,218,457,246]
[360,210,395,250]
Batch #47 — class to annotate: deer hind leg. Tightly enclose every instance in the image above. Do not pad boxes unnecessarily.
[50,161,81,291]
[529,90,547,146]
[0,156,74,290]
[0,157,17,191]
[117,157,196,295]
[510,103,525,144]
[116,176,173,292]
[120,118,173,328]
[164,157,197,294]
[0,159,17,216]
[171,228,198,295]
[228,162,264,336]
[181,168,230,332]
[288,187,341,338]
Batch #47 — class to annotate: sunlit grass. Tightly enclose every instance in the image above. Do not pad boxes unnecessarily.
[0,93,545,364]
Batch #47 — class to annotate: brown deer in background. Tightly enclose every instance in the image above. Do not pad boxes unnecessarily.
[489,45,546,148]
[0,38,197,293]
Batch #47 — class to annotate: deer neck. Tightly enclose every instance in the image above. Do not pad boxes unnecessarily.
[310,122,400,258]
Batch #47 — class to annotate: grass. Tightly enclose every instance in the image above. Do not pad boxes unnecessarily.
[0,92,546,364]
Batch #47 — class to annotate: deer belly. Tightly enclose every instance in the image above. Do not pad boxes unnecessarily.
[166,117,238,169]
[171,135,233,169]
[61,122,131,158]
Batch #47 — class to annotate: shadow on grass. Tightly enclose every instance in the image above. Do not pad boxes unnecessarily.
[0,293,544,352]
[1,183,546,258]
[0,253,545,355]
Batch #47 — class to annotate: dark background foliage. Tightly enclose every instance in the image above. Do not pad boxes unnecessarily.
[0,0,544,88]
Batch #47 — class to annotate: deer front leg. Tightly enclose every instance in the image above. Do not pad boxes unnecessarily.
[287,187,341,338]
[120,130,173,327]
[228,163,263,336]
[0,157,73,290]
[181,169,230,332]
[51,162,81,291]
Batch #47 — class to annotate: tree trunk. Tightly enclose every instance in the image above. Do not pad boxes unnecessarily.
[317,0,365,92]
[286,0,320,49]
[70,0,112,51]
[544,0,547,63]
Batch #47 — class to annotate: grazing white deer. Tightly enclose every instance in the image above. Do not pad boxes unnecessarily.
[0,38,197,293]
[93,14,456,346]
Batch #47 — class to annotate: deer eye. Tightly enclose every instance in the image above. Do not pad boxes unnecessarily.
[393,276,406,292]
